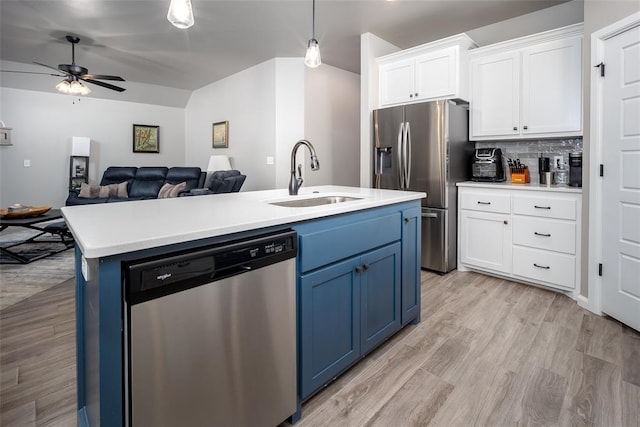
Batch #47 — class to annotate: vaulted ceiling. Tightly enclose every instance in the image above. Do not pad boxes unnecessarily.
[1,0,572,91]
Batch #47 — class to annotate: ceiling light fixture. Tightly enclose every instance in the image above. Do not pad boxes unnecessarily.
[304,0,321,68]
[167,0,195,29]
[56,76,91,96]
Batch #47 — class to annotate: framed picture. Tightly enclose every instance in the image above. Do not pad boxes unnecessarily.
[212,121,229,149]
[133,124,160,153]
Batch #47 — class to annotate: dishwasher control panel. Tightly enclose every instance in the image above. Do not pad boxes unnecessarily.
[124,230,297,304]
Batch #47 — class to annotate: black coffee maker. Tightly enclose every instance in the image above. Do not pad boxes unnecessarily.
[569,152,582,187]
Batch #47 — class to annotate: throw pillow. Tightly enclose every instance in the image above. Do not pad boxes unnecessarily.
[78,182,129,199]
[158,182,187,199]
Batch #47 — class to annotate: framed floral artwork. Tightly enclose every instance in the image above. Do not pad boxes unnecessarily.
[212,121,229,148]
[133,124,160,153]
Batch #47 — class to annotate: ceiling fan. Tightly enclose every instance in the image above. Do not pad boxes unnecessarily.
[2,35,126,94]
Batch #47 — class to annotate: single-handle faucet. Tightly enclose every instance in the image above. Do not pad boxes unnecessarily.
[289,139,320,195]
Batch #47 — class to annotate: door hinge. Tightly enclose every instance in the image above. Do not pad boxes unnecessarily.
[600,164,604,177]
[594,62,605,77]
[598,263,603,276]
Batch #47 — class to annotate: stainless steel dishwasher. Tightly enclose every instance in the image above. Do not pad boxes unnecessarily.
[124,230,297,427]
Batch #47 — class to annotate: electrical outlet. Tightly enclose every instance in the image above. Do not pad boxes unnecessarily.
[553,156,564,168]
[266,156,274,165]
[23,159,30,167]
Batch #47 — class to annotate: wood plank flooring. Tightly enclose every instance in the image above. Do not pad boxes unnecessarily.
[1,270,638,426]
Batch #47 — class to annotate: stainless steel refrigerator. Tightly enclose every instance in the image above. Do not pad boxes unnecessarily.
[373,99,473,273]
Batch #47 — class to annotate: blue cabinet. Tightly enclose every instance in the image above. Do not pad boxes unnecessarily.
[294,202,420,403]
[401,206,421,325]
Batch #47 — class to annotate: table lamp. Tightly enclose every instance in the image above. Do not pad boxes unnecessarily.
[72,137,91,157]
[207,155,232,172]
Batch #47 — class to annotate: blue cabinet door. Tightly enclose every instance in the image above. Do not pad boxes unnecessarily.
[299,257,361,400]
[401,207,421,325]
[360,243,402,355]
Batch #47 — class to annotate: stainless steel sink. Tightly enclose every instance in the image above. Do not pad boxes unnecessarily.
[269,195,362,208]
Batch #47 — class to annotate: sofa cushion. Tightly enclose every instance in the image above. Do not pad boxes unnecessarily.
[78,182,128,199]
[158,182,187,199]
[100,167,137,186]
[129,167,168,199]
[207,171,246,193]
[166,167,203,193]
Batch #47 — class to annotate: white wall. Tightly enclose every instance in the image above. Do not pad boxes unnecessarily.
[359,33,400,188]
[0,87,185,208]
[275,59,305,190]
[305,63,360,187]
[467,0,584,47]
[184,59,278,191]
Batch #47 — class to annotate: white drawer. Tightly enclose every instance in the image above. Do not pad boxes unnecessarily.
[512,216,576,254]
[513,246,576,289]
[460,191,511,214]
[512,194,577,220]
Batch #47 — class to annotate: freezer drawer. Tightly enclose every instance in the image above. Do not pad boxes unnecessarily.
[421,208,455,273]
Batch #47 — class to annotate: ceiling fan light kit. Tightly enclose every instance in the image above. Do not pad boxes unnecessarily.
[304,0,321,68]
[56,77,91,96]
[167,0,195,29]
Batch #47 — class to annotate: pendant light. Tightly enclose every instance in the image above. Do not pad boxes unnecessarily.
[304,0,321,68]
[167,0,195,29]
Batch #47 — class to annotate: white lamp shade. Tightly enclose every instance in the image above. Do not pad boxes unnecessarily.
[72,137,91,157]
[207,155,232,172]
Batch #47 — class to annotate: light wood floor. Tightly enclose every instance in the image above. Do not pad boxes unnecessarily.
[1,270,639,426]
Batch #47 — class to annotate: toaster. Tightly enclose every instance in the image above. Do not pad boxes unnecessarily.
[471,148,505,182]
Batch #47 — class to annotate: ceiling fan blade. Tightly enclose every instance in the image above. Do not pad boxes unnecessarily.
[82,78,126,92]
[1,70,64,77]
[83,74,125,82]
[33,61,69,75]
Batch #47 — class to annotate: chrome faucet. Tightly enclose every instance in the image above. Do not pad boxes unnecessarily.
[289,139,320,195]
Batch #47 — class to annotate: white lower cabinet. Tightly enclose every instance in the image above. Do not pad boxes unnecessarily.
[459,210,511,274]
[458,184,582,296]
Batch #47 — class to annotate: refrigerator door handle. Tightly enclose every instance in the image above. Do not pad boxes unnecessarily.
[397,122,405,189]
[421,212,438,218]
[405,121,412,188]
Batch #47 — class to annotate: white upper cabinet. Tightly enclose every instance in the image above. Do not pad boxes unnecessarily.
[378,34,477,107]
[469,24,583,141]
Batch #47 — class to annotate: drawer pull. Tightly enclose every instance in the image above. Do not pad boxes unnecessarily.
[533,263,550,269]
[534,232,551,237]
[534,205,551,210]
[363,264,370,271]
[355,266,362,274]
[477,201,491,205]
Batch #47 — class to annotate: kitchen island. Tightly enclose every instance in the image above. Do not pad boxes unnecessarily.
[61,185,424,426]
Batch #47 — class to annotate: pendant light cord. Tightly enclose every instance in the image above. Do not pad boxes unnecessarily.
[312,0,316,39]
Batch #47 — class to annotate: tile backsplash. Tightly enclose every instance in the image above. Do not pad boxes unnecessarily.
[475,138,583,185]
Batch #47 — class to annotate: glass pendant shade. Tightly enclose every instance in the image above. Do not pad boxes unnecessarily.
[167,0,195,29]
[56,78,91,95]
[304,39,322,68]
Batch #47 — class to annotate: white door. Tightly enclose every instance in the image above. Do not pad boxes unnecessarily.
[521,36,583,136]
[469,51,520,139]
[459,210,512,274]
[601,24,640,331]
[414,46,457,101]
[379,59,414,106]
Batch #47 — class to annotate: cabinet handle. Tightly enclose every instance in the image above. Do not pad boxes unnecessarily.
[513,126,518,131]
[534,205,551,210]
[533,263,550,270]
[409,94,414,98]
[534,232,551,237]
[523,125,528,130]
[355,266,362,274]
[415,92,419,97]
[477,201,491,205]
[363,264,370,271]
[504,220,508,225]
[404,217,410,223]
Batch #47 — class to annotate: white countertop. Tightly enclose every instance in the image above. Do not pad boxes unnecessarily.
[457,181,583,194]
[61,186,425,259]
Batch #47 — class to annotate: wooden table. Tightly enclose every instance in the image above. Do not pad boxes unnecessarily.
[0,209,74,264]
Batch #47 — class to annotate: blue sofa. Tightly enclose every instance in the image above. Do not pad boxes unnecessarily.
[65,166,206,206]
